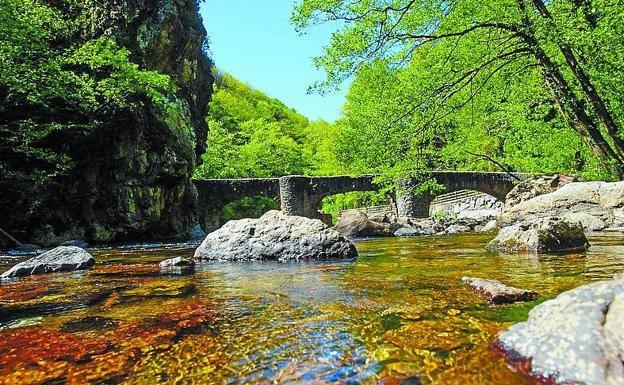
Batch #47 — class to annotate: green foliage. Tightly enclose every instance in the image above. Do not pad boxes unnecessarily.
[221,196,280,222]
[0,0,177,185]
[293,0,624,182]
[194,71,343,179]
[67,39,176,108]
[193,72,355,222]
[321,191,391,222]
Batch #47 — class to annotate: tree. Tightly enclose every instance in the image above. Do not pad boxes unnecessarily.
[293,0,624,178]
[194,72,314,179]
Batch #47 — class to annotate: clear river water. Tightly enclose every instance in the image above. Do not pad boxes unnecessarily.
[1,233,624,384]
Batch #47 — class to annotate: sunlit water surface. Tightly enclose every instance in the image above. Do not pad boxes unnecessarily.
[1,233,624,384]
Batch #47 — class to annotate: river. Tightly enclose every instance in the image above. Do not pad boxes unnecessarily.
[1,233,623,384]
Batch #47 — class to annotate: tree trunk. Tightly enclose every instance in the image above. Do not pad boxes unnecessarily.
[538,53,624,177]
[514,0,623,177]
[532,0,624,163]
[571,0,597,27]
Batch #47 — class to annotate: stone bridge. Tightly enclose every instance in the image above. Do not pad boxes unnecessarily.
[193,171,527,229]
[193,178,281,229]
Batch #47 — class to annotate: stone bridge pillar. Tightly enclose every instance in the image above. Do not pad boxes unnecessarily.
[395,179,435,219]
[396,192,434,219]
[279,176,317,217]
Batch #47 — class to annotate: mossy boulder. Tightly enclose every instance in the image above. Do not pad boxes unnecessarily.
[0,0,213,246]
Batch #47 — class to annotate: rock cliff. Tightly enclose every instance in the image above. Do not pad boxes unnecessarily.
[0,0,213,246]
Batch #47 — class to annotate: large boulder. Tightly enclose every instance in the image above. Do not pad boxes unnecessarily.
[1,246,95,278]
[499,181,624,232]
[487,217,589,253]
[497,278,624,385]
[504,174,575,208]
[194,211,358,261]
[335,211,401,237]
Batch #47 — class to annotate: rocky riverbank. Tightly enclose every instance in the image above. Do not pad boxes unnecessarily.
[333,176,624,256]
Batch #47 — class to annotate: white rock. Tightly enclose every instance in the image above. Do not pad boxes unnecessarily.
[499,181,624,231]
[1,246,95,278]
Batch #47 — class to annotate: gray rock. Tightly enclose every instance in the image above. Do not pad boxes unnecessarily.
[394,218,445,237]
[497,278,624,385]
[413,219,440,235]
[1,246,95,278]
[443,224,472,235]
[462,277,538,304]
[335,210,400,237]
[487,217,589,253]
[394,227,423,237]
[478,220,499,234]
[456,208,500,222]
[367,210,392,223]
[504,174,575,208]
[194,210,357,261]
[499,181,624,231]
[159,257,194,268]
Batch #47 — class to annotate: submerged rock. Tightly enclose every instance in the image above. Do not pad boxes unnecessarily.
[194,210,358,261]
[61,316,119,333]
[335,211,401,237]
[487,217,589,253]
[497,278,624,385]
[1,246,95,278]
[462,277,538,304]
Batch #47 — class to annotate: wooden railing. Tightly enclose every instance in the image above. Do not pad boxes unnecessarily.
[338,204,394,217]
[432,190,483,205]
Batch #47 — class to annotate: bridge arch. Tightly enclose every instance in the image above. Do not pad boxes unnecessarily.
[395,172,525,219]
[193,178,280,230]
[278,175,379,218]
[193,171,528,227]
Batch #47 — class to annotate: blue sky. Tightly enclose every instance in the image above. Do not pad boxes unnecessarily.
[199,1,347,122]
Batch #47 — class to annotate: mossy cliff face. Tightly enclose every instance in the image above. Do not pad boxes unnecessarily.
[0,0,213,246]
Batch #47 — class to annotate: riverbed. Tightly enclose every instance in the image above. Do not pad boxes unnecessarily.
[1,233,623,384]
